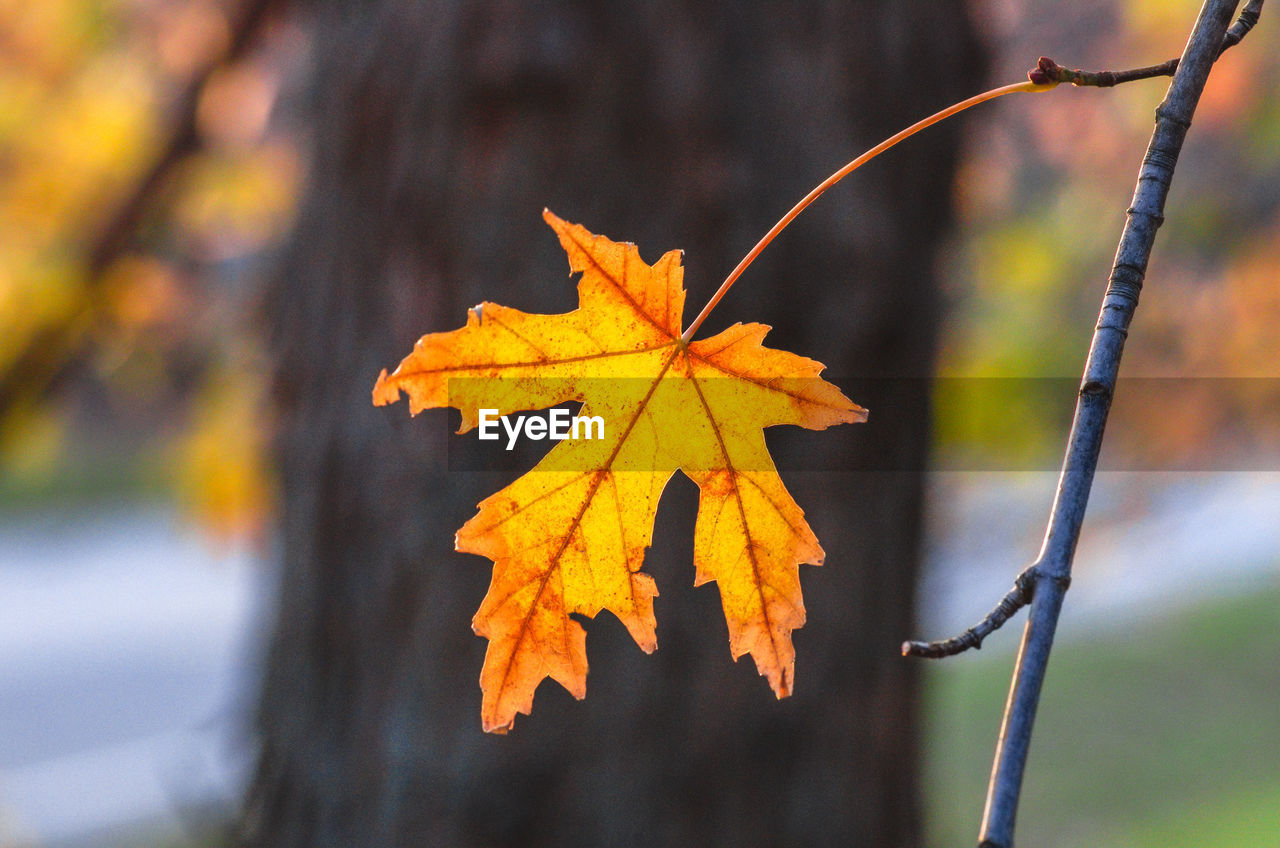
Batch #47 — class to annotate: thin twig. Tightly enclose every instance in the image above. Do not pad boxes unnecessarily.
[1222,0,1265,50]
[902,0,1265,663]
[974,2,1247,847]
[0,0,283,417]
[1029,0,1263,87]
[901,570,1037,659]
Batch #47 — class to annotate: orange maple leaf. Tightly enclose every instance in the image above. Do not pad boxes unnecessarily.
[374,210,865,732]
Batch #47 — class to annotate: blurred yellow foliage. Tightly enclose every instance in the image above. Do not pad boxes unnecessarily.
[173,352,275,543]
[154,0,230,75]
[174,141,299,259]
[0,401,67,481]
[104,254,185,330]
[0,0,296,537]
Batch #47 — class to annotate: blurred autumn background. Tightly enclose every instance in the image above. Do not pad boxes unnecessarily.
[1,1,1277,847]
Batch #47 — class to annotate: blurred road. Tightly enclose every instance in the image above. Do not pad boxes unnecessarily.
[920,470,1280,637]
[1,473,1277,846]
[0,508,269,847]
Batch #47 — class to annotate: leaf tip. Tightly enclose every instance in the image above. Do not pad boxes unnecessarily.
[372,369,400,407]
[483,718,514,735]
[771,662,794,699]
[542,207,565,230]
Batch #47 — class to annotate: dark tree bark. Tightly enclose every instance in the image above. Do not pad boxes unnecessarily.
[242,3,984,846]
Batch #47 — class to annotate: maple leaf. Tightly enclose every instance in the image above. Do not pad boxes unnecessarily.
[374,210,865,732]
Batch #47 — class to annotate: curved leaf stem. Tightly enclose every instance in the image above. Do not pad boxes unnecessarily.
[680,79,1056,344]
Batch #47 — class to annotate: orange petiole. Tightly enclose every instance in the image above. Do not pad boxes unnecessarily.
[680,79,1057,343]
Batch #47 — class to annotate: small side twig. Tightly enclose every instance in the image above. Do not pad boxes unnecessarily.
[1029,0,1263,88]
[902,569,1036,659]
[1221,0,1265,50]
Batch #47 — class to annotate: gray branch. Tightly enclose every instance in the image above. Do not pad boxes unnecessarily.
[905,0,1266,666]
[976,2,1246,846]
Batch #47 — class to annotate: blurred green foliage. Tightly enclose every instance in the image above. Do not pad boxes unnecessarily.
[925,581,1280,847]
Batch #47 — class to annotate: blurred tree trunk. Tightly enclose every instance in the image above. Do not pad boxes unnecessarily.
[242,2,983,846]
